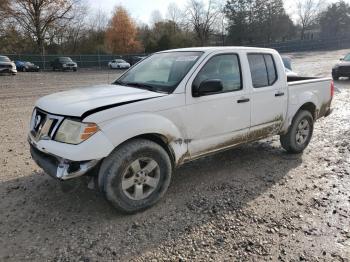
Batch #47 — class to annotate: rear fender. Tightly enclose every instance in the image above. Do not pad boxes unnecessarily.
[282,91,318,133]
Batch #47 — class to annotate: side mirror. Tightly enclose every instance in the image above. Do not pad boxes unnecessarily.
[340,58,344,61]
[193,79,223,97]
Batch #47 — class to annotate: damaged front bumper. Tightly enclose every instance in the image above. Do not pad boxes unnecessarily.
[29,142,99,181]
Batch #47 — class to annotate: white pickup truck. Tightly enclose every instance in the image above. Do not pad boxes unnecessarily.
[28,47,333,213]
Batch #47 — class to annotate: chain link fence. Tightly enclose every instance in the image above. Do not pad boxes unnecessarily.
[4,53,147,70]
[251,36,350,53]
[4,37,350,70]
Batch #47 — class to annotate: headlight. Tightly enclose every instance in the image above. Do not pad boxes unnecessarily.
[54,119,99,144]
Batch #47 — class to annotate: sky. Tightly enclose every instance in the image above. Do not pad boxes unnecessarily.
[87,0,348,24]
[88,0,188,24]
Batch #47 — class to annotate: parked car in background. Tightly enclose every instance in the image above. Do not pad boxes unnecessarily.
[282,56,298,77]
[285,68,298,77]
[51,57,77,71]
[282,56,292,70]
[15,61,40,72]
[29,47,333,213]
[332,53,350,80]
[130,55,147,65]
[0,55,17,75]
[108,59,131,69]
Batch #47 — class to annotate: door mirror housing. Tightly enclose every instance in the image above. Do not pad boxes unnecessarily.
[193,79,223,97]
[340,58,344,61]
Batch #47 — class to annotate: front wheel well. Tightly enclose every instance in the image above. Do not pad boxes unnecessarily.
[126,134,176,168]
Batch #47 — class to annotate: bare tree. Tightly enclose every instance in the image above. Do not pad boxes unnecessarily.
[167,3,186,30]
[90,8,108,33]
[296,0,324,40]
[150,10,163,26]
[7,0,78,53]
[186,0,220,45]
[0,0,9,24]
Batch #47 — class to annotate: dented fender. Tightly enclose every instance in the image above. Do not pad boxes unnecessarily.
[98,113,189,165]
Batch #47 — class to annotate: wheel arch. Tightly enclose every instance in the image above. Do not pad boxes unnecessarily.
[281,101,317,134]
[128,133,176,168]
[299,102,316,120]
[99,113,189,167]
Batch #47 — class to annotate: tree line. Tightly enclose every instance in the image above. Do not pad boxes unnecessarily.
[0,0,349,55]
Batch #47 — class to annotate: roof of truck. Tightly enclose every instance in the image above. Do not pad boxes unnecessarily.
[159,46,277,53]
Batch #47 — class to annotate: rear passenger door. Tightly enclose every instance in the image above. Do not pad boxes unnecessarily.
[247,53,286,139]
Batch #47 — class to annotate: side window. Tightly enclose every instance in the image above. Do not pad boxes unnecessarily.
[193,54,242,94]
[264,54,277,85]
[248,54,278,88]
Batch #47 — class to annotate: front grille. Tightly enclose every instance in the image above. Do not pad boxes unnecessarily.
[0,64,11,69]
[30,109,64,141]
[338,66,350,75]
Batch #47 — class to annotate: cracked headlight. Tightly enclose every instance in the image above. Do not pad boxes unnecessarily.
[55,119,99,144]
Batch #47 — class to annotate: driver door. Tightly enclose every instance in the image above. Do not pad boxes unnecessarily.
[183,52,251,158]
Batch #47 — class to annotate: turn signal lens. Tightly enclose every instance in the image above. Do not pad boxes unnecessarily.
[80,123,99,140]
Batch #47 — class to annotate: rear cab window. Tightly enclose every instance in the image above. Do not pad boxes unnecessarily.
[248,53,278,88]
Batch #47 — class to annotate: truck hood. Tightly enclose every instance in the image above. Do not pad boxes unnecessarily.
[36,84,167,118]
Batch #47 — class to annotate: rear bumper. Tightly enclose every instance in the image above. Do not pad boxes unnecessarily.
[30,143,99,180]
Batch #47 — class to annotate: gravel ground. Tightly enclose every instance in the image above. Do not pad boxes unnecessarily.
[0,49,349,261]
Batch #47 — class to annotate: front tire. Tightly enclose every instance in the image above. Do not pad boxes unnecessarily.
[280,110,314,154]
[332,74,339,80]
[99,139,172,213]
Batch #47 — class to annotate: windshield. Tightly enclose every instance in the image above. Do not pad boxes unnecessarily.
[0,56,11,62]
[115,59,125,63]
[59,57,73,62]
[115,51,203,93]
[344,54,350,61]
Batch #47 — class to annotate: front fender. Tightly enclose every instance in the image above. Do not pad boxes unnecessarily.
[99,113,188,165]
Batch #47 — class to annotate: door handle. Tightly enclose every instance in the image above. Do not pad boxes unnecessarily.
[237,98,250,103]
[275,91,285,97]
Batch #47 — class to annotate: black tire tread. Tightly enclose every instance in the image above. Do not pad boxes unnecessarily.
[99,139,172,213]
[280,110,314,154]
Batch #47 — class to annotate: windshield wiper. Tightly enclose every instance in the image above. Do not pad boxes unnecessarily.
[114,81,168,93]
[114,80,125,86]
[124,82,155,90]
[124,81,167,93]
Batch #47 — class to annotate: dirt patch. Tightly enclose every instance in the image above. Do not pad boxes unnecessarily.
[0,51,350,261]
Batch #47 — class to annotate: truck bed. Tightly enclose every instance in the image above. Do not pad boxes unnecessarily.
[287,75,325,83]
[285,76,332,127]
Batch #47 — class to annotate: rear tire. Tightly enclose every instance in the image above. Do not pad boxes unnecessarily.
[280,110,314,154]
[332,75,339,80]
[99,139,172,213]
